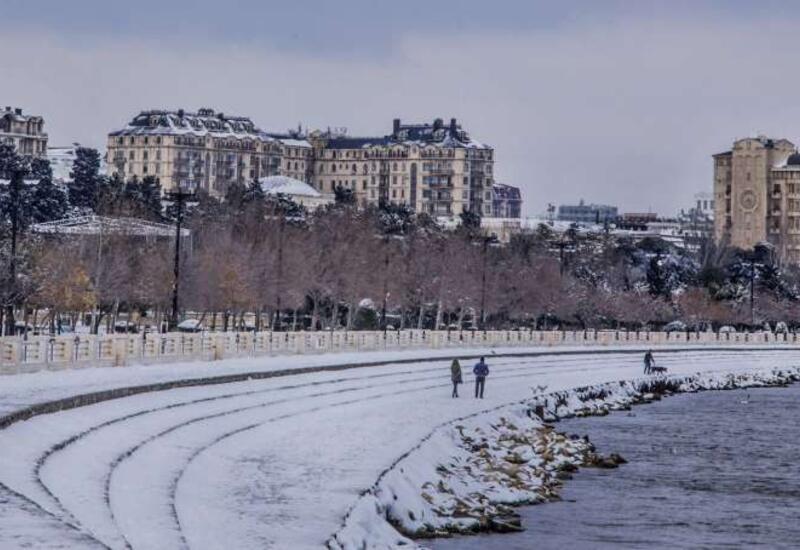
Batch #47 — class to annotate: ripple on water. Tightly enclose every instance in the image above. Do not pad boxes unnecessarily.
[428,385,800,550]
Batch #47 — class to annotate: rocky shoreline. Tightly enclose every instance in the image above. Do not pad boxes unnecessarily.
[328,367,800,549]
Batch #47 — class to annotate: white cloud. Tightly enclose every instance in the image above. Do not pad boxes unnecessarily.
[3,16,800,215]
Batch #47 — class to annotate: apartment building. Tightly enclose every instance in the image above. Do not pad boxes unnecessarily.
[106,111,499,217]
[265,132,313,183]
[107,108,283,195]
[491,183,522,218]
[309,118,495,217]
[0,106,48,157]
[713,136,800,262]
[558,200,618,224]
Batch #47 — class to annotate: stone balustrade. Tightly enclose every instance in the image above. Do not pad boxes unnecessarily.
[0,329,794,375]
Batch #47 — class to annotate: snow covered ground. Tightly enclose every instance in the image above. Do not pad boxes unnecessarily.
[0,346,798,549]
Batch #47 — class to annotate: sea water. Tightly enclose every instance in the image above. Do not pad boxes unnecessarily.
[429,385,800,549]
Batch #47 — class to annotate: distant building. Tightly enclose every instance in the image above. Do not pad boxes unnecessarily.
[264,131,313,184]
[713,136,800,263]
[259,175,333,211]
[105,111,500,217]
[491,183,522,219]
[0,106,47,157]
[47,144,107,184]
[106,108,283,197]
[557,200,617,224]
[308,118,495,217]
[676,191,714,245]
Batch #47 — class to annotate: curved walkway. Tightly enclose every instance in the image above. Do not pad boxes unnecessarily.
[0,347,798,549]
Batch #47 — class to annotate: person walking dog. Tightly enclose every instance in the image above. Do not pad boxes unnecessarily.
[473,357,489,399]
[450,359,463,398]
[644,350,654,374]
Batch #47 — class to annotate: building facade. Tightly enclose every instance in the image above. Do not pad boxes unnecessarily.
[309,118,495,217]
[106,111,500,217]
[713,136,800,261]
[107,109,285,196]
[491,183,522,218]
[557,200,618,224]
[0,106,47,157]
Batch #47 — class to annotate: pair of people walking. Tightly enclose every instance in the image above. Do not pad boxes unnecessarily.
[450,357,490,399]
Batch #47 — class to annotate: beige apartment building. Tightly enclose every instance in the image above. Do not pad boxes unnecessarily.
[0,106,48,157]
[713,136,800,262]
[107,111,496,217]
[309,118,495,217]
[107,109,286,196]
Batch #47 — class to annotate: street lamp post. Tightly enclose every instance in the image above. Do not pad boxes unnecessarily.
[167,181,196,331]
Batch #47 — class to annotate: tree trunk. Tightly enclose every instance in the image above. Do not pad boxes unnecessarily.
[310,297,319,331]
[417,303,425,330]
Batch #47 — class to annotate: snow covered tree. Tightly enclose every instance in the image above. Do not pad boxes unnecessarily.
[29,163,68,222]
[458,208,482,239]
[334,185,356,206]
[124,175,163,220]
[243,180,266,204]
[68,147,103,211]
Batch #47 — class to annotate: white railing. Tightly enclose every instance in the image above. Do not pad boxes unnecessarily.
[0,329,795,375]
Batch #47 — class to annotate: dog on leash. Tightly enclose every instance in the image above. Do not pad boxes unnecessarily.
[650,366,667,374]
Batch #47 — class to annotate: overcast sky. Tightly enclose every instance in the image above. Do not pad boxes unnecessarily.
[3,0,800,216]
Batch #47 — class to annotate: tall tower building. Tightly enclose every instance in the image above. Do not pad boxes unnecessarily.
[713,136,794,251]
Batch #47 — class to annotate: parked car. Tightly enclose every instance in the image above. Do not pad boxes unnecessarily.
[718,325,737,334]
[664,320,687,332]
[177,319,203,333]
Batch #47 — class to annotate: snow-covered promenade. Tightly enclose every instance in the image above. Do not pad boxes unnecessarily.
[1,345,799,549]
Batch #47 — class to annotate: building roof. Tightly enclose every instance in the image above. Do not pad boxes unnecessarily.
[263,133,311,148]
[259,175,321,198]
[31,215,190,237]
[492,183,522,200]
[317,118,491,150]
[109,108,267,140]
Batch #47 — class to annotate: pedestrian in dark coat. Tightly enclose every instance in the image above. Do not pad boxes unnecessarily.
[450,359,463,398]
[473,357,489,398]
[644,350,654,374]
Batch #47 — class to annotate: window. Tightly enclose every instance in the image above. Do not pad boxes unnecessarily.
[362,180,367,190]
[129,150,135,160]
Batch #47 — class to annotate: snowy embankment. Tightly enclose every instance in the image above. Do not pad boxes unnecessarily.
[329,367,800,549]
[0,348,798,549]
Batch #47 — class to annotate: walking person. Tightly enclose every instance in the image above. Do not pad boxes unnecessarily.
[450,359,463,398]
[644,350,654,375]
[473,357,489,399]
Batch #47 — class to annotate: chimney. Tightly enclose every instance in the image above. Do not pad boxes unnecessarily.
[14,108,22,115]
[393,118,401,135]
[450,118,457,132]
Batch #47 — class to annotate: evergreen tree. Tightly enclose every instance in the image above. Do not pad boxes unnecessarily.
[646,252,669,298]
[124,175,163,220]
[334,185,356,206]
[29,158,67,223]
[68,147,103,211]
[266,193,306,221]
[224,181,247,213]
[243,180,266,205]
[378,202,415,235]
[458,208,482,240]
